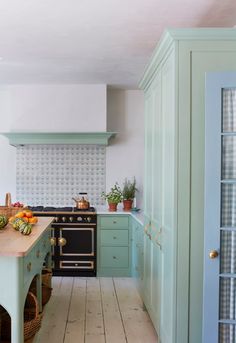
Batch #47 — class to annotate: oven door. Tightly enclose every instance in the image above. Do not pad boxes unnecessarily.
[52,224,96,275]
[58,226,95,257]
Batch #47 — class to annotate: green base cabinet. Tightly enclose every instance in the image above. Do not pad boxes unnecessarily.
[97,215,132,277]
[131,217,144,293]
[140,28,236,343]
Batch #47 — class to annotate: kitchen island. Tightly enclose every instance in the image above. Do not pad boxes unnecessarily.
[0,217,53,343]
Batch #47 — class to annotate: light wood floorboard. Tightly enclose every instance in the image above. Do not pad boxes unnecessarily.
[33,277,157,343]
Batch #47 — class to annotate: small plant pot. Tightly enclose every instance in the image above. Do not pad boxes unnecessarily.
[123,199,133,211]
[108,203,118,212]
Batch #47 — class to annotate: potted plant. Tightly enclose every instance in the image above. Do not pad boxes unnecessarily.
[101,183,123,212]
[122,177,137,211]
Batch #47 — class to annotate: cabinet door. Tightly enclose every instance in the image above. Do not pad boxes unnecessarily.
[144,88,154,220]
[203,72,236,343]
[159,50,176,343]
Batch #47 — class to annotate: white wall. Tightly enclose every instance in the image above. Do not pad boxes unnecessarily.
[106,89,144,209]
[0,84,107,132]
[0,85,145,208]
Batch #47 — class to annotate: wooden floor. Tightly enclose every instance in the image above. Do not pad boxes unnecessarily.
[33,277,158,343]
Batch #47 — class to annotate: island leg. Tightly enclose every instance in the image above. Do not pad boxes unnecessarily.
[36,273,43,313]
[11,301,24,343]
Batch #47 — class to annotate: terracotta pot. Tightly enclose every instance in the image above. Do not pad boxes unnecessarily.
[108,203,118,212]
[123,199,133,211]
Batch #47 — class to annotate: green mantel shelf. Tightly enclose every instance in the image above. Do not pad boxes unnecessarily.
[1,132,117,146]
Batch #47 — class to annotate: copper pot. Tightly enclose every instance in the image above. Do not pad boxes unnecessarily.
[72,193,90,210]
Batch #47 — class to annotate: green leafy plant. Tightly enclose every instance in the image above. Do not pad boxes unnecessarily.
[122,177,137,200]
[101,183,123,204]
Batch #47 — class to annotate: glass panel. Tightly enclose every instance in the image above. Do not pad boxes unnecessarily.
[222,88,236,132]
[221,184,236,227]
[220,231,236,274]
[219,323,236,343]
[222,136,236,179]
[220,278,236,320]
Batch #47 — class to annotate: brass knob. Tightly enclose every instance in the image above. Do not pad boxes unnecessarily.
[50,237,56,246]
[113,256,117,259]
[209,250,219,259]
[58,237,67,247]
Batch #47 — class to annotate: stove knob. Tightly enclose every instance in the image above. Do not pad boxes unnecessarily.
[77,217,82,222]
[87,216,91,223]
[62,217,66,223]
[54,217,59,222]
[69,216,74,222]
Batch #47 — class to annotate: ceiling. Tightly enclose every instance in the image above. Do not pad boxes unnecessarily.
[0,0,235,88]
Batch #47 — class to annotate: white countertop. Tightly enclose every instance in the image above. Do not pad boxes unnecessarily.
[95,206,144,225]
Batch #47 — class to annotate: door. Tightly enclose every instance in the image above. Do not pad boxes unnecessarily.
[203,72,236,343]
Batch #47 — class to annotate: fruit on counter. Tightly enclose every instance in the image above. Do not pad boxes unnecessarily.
[14,210,37,223]
[11,218,25,230]
[9,210,38,234]
[19,222,32,235]
[12,202,24,207]
[0,215,8,229]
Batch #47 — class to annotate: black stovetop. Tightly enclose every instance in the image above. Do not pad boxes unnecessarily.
[28,206,96,213]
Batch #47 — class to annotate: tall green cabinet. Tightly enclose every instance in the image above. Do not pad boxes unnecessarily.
[139,29,236,343]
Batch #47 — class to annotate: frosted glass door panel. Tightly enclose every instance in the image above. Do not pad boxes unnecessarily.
[219,324,236,343]
[222,89,236,132]
[220,277,236,320]
[221,184,236,227]
[220,230,236,274]
[222,136,236,179]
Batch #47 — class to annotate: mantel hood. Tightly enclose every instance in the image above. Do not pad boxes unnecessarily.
[1,132,116,146]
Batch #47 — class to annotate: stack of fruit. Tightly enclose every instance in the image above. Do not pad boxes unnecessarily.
[0,215,8,229]
[9,210,38,235]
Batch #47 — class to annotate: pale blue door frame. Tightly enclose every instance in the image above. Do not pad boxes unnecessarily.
[203,72,236,343]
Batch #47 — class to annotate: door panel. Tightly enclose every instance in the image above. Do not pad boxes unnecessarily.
[203,72,236,343]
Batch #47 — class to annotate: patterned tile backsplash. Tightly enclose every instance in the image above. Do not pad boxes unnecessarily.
[16,145,106,207]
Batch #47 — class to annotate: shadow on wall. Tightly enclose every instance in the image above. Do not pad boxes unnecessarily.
[197,0,236,26]
[106,89,144,209]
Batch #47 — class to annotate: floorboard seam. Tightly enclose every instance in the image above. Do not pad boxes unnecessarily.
[99,277,107,343]
[84,278,88,343]
[112,278,128,343]
[63,278,74,343]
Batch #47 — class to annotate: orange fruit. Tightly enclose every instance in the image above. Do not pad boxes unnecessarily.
[24,210,33,218]
[22,217,29,223]
[15,211,24,218]
[29,217,38,224]
[8,216,15,223]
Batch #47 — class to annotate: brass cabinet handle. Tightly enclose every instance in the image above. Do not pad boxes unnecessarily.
[50,237,56,246]
[27,262,32,272]
[209,250,219,259]
[58,237,67,247]
[113,256,117,259]
[36,250,40,258]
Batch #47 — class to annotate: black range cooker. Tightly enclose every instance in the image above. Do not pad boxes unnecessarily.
[29,206,97,277]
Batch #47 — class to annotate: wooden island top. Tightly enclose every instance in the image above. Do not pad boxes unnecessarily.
[0,217,53,257]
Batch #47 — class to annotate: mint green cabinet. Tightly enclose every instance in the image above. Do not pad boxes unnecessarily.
[140,29,236,343]
[97,215,131,276]
[132,218,144,293]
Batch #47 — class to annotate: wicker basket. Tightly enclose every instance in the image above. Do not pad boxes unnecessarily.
[1,292,42,341]
[0,206,11,219]
[10,206,24,217]
[30,269,53,306]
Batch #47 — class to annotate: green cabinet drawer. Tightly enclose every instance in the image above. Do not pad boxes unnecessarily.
[100,247,129,268]
[100,216,129,229]
[101,229,129,246]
